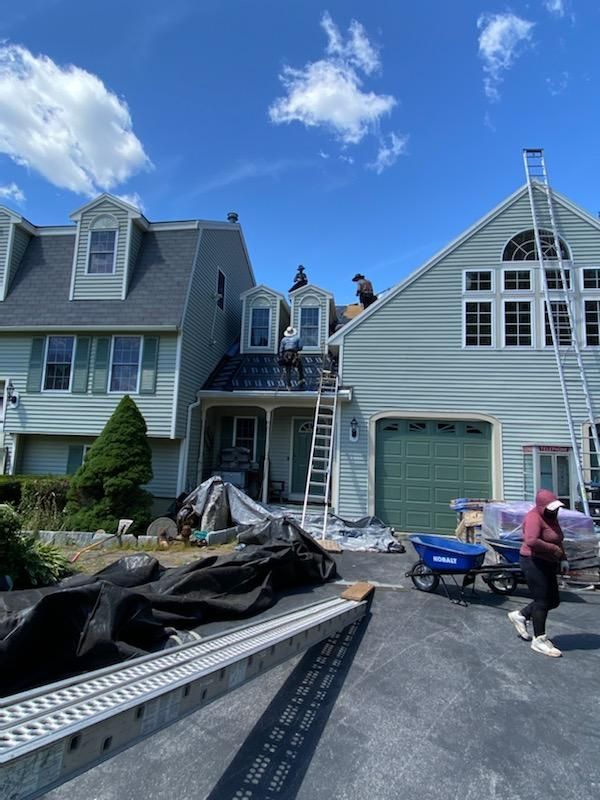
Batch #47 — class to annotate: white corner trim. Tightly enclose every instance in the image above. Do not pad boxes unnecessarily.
[171,334,183,439]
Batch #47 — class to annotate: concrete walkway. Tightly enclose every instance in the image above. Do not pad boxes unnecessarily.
[43,549,600,800]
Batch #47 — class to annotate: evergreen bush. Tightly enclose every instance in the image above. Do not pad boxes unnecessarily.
[65,396,153,534]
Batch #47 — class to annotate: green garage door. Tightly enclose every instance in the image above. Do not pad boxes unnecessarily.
[375,419,492,534]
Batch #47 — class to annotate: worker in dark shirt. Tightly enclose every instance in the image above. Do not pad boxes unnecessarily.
[352,273,377,308]
[289,265,308,293]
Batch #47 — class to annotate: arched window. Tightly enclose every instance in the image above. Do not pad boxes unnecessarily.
[88,214,118,274]
[502,229,570,261]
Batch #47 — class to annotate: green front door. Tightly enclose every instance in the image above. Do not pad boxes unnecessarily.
[291,418,313,494]
[375,419,492,533]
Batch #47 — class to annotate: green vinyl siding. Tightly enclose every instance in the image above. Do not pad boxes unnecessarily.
[0,333,177,437]
[7,226,30,294]
[336,186,600,520]
[375,419,491,533]
[18,434,180,498]
[175,228,254,438]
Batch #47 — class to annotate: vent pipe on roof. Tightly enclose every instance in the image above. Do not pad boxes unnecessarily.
[227,211,239,223]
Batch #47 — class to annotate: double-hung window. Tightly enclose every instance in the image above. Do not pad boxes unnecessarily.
[504,301,532,347]
[217,270,225,310]
[584,300,600,346]
[88,215,118,274]
[300,307,320,346]
[233,417,257,460]
[250,308,270,347]
[110,337,141,392]
[44,336,75,391]
[544,302,571,347]
[465,302,492,347]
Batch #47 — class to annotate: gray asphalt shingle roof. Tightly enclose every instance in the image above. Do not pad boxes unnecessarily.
[204,353,326,392]
[0,229,199,329]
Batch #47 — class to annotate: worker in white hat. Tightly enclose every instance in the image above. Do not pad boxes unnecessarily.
[279,326,305,389]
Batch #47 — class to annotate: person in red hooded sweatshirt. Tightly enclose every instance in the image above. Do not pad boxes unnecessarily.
[508,489,569,657]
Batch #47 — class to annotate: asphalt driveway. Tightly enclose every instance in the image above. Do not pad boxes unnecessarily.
[43,549,600,800]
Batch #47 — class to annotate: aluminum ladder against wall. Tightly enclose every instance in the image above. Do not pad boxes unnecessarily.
[0,592,370,800]
[523,148,600,514]
[301,369,339,535]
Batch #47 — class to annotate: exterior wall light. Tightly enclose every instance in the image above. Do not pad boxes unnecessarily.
[349,417,359,442]
[6,380,19,409]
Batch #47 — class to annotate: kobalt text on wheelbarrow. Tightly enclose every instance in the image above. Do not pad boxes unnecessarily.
[405,534,522,604]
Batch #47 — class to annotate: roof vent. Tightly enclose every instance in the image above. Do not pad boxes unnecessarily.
[227,211,239,223]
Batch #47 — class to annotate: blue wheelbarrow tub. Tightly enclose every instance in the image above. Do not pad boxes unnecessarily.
[486,538,521,564]
[409,534,487,572]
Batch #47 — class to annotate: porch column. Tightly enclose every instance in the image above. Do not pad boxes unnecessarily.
[261,408,273,504]
[195,405,208,486]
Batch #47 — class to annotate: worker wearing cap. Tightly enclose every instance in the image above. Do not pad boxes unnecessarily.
[508,489,568,657]
[352,273,376,308]
[279,326,305,389]
[289,265,308,293]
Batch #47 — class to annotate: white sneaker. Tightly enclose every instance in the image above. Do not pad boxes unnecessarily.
[531,635,562,658]
[508,610,531,641]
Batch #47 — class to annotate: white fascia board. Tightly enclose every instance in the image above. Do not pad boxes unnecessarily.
[0,324,179,333]
[36,226,77,236]
[149,221,199,231]
[329,183,535,343]
[195,388,352,402]
[291,282,333,300]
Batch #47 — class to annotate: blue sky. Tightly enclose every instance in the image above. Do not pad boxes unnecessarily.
[0,0,599,303]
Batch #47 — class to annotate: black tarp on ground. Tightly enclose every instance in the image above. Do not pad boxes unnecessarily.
[0,518,336,697]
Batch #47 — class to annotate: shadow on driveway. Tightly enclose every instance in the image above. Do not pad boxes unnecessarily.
[552,632,600,651]
[206,612,371,800]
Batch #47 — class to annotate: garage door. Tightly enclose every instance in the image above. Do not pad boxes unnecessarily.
[375,419,492,534]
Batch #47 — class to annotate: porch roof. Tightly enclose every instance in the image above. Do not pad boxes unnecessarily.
[203,353,326,392]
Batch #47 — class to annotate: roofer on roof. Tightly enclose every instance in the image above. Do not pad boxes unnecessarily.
[289,265,308,293]
[352,273,377,309]
[279,326,305,390]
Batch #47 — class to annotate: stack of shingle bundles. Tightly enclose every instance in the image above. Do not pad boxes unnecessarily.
[481,501,600,581]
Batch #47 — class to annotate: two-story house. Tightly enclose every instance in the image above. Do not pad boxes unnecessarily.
[328,183,600,533]
[0,195,255,512]
[196,282,351,503]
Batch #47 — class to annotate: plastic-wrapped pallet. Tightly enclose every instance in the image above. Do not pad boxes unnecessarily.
[482,501,599,573]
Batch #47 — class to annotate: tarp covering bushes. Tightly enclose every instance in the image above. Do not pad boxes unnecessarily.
[0,518,336,696]
[178,476,402,552]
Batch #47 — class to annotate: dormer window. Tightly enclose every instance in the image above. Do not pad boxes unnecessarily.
[250,307,270,347]
[300,306,320,346]
[88,215,118,274]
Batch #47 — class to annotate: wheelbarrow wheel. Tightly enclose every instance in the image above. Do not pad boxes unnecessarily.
[411,560,440,593]
[486,572,518,595]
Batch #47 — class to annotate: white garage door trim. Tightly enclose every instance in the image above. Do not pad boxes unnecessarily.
[367,409,504,517]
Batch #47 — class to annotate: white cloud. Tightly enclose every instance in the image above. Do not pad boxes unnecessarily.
[339,154,354,165]
[477,13,535,101]
[318,150,330,159]
[546,71,569,95]
[191,158,316,195]
[269,13,396,146]
[0,44,151,196]
[116,192,145,212]
[544,0,565,17]
[368,133,408,174]
[0,181,25,204]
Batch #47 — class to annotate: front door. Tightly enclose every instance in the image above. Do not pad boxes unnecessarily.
[291,418,313,495]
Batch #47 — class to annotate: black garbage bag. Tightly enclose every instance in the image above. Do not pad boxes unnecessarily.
[0,517,336,696]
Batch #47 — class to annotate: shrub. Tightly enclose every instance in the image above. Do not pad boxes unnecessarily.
[18,477,71,532]
[65,396,153,534]
[0,505,71,588]
[0,476,27,506]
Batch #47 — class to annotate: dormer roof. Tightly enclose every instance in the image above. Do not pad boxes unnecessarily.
[69,192,148,224]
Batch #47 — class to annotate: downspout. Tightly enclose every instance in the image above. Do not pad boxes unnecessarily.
[177,393,201,494]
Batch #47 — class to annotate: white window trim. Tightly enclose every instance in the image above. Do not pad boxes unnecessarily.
[248,306,272,350]
[582,295,600,348]
[42,335,76,393]
[501,298,535,349]
[299,304,321,350]
[540,298,573,350]
[462,268,495,294]
[85,221,119,276]
[580,267,600,292]
[462,298,495,349]
[501,267,532,293]
[232,416,258,461]
[108,335,142,394]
